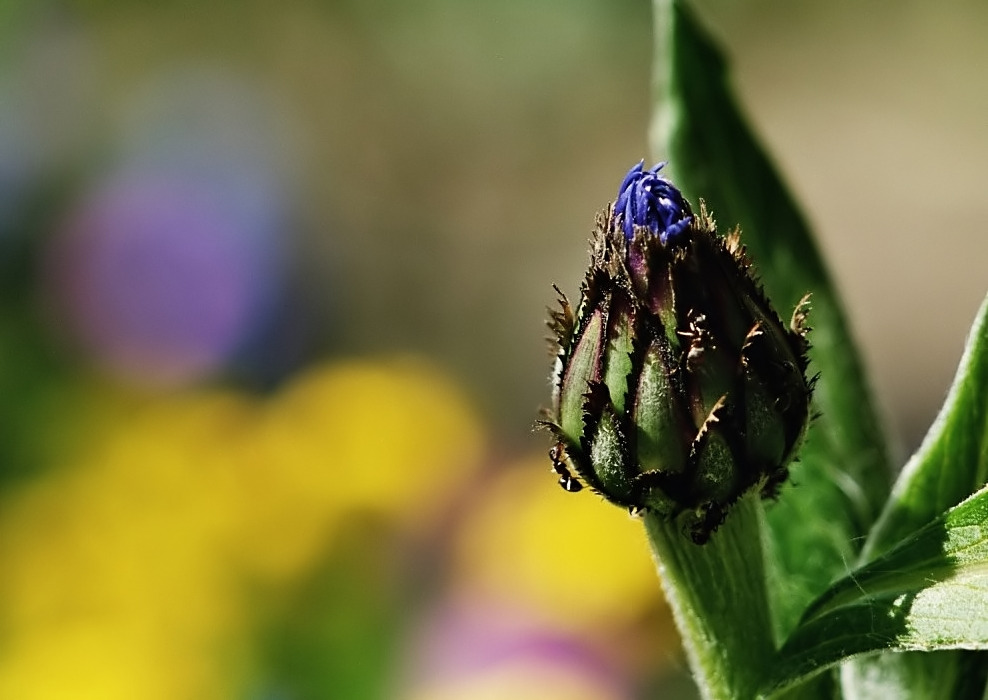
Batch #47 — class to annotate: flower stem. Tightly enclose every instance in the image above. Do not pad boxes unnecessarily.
[644,492,775,699]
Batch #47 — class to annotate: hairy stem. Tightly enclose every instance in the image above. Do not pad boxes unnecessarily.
[644,493,775,699]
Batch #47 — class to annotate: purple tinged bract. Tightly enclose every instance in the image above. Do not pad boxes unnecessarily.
[614,160,692,244]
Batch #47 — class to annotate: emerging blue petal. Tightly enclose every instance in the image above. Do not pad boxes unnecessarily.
[613,161,692,245]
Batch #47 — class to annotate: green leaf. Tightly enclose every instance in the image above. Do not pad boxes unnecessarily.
[842,294,988,696]
[863,293,988,559]
[839,651,988,700]
[763,484,988,696]
[650,0,892,639]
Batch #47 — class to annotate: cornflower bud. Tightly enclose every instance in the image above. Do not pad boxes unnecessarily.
[542,161,812,543]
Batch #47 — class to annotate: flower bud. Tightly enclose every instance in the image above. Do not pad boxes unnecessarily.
[543,161,812,543]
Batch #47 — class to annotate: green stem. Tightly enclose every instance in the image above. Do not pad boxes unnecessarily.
[644,493,775,699]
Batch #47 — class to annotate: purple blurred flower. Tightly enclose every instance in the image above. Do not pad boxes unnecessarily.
[47,174,283,387]
[400,601,633,699]
[42,67,304,388]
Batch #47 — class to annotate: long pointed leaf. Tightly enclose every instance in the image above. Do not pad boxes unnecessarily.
[651,0,891,638]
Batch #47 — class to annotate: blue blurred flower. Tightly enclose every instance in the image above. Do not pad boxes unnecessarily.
[613,160,692,244]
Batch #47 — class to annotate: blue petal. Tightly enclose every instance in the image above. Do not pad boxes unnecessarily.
[620,199,633,238]
[611,160,691,243]
[617,160,645,197]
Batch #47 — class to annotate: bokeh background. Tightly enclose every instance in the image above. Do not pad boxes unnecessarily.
[0,1,985,698]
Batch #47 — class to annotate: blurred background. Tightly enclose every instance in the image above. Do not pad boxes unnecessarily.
[0,0,985,698]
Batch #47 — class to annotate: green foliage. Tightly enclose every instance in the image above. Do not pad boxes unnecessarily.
[841,294,988,698]
[768,482,988,695]
[651,0,891,639]
[645,1,988,698]
[864,295,988,560]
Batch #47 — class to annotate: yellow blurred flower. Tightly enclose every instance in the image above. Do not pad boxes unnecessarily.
[448,456,668,633]
[0,392,252,700]
[0,356,484,699]
[240,357,485,581]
